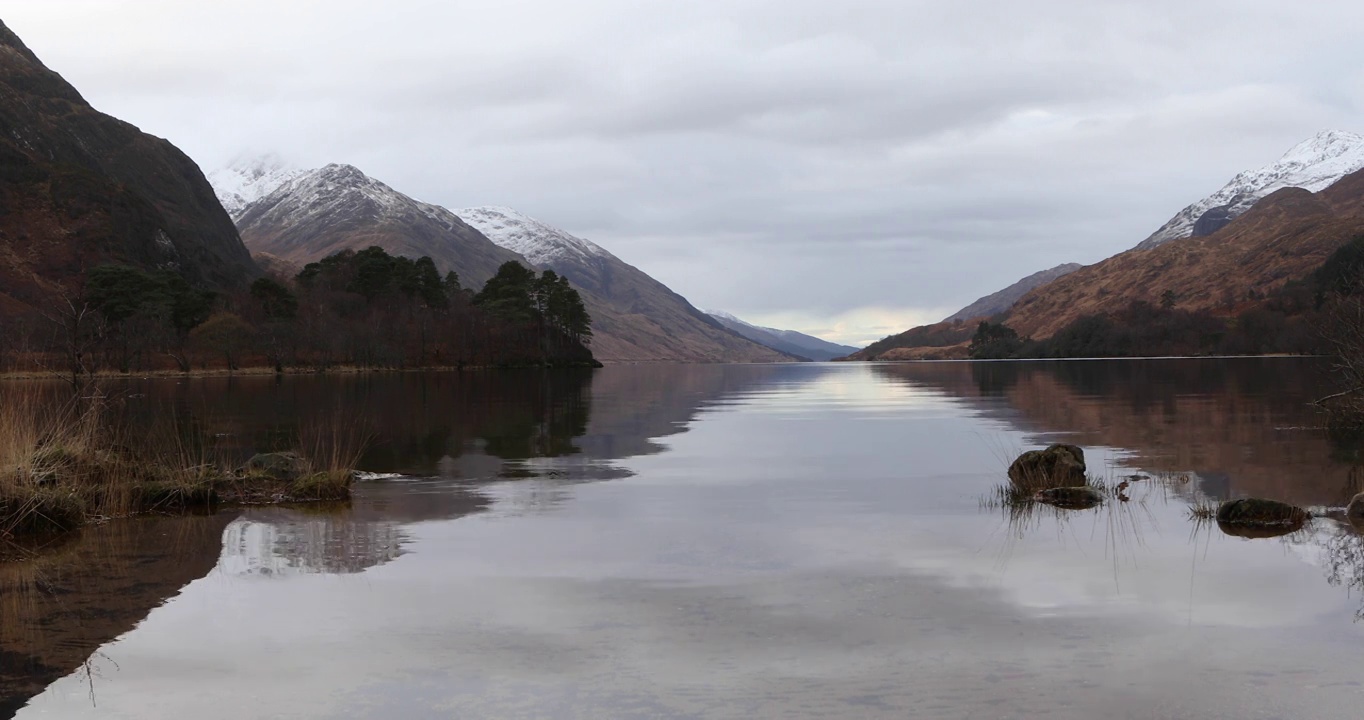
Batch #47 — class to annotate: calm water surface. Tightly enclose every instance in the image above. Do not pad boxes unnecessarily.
[7,359,1364,719]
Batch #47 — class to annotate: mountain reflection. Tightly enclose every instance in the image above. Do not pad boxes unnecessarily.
[875,359,1359,506]
[0,513,239,717]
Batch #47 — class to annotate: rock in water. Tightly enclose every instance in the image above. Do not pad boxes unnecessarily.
[1034,486,1104,510]
[1215,498,1309,528]
[1007,444,1087,491]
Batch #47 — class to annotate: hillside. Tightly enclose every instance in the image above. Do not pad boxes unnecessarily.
[706,311,857,361]
[838,319,975,361]
[0,19,256,311]
[1007,168,1364,339]
[455,206,793,363]
[944,263,1083,323]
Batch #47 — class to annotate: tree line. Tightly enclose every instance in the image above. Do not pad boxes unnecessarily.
[0,247,598,381]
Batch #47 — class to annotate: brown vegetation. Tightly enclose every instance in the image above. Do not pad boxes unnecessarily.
[1008,169,1364,340]
[0,385,362,540]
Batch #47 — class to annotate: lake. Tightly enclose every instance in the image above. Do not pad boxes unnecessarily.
[6,359,1364,719]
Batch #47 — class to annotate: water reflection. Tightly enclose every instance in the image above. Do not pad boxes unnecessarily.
[0,513,239,717]
[876,358,1359,506]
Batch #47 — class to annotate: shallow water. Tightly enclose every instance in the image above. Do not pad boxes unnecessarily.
[6,359,1364,718]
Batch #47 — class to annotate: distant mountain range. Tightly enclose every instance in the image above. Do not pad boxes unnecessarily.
[706,312,857,361]
[208,160,792,363]
[0,19,255,312]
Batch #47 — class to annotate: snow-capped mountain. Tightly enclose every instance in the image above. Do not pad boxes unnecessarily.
[207,154,305,220]
[457,206,612,267]
[707,311,858,361]
[209,159,790,362]
[225,163,522,288]
[1139,130,1364,249]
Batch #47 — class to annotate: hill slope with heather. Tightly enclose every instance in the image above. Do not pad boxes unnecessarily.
[1007,168,1364,340]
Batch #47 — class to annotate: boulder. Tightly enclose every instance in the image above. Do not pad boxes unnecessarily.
[1034,486,1104,510]
[1214,498,1309,528]
[241,452,308,481]
[1007,444,1087,491]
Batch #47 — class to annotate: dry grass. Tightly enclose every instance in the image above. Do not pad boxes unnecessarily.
[0,385,368,539]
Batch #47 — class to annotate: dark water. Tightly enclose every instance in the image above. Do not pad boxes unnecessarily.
[6,359,1364,718]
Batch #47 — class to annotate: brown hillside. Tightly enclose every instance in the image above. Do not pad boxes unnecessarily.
[0,20,256,311]
[1007,169,1364,339]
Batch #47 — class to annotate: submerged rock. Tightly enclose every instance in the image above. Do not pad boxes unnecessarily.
[1034,486,1104,510]
[241,452,307,481]
[1214,498,1309,528]
[1007,444,1087,491]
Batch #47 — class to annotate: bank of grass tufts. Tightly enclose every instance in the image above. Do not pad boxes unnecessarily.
[0,387,366,539]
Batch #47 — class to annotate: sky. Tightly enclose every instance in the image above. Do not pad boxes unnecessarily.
[5,1,1364,346]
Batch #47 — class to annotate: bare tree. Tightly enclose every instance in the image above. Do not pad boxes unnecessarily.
[40,293,103,389]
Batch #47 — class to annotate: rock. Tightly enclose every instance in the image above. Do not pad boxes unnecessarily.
[1214,498,1309,527]
[1347,492,1364,521]
[1007,444,1087,491]
[1191,205,1234,237]
[1034,486,1104,510]
[241,452,308,481]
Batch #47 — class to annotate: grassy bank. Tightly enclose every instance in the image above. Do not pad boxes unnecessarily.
[0,387,363,540]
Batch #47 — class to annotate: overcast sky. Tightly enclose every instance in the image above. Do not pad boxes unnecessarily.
[6,1,1364,345]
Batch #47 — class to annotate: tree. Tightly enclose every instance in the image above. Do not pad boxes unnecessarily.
[250,277,299,320]
[190,312,255,371]
[968,321,1023,359]
[473,261,539,324]
[1160,289,1177,310]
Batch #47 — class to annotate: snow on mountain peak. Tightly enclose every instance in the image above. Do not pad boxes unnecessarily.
[207,154,305,219]
[456,206,611,267]
[1139,130,1364,249]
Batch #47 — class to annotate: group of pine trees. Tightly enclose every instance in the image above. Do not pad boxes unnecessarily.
[0,247,597,378]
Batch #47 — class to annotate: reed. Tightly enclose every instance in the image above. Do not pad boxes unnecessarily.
[0,385,366,540]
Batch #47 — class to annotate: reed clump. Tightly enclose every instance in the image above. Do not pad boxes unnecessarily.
[0,386,366,540]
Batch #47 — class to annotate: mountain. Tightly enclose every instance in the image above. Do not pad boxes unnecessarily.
[227,164,523,289]
[706,311,858,361]
[1007,167,1364,340]
[1139,130,1364,249]
[0,20,256,311]
[213,166,790,362]
[207,154,305,219]
[456,207,792,363]
[944,263,1084,322]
